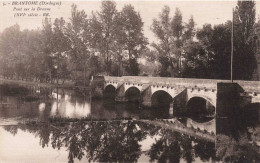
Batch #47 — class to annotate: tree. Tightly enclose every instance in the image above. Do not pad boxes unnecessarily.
[87,12,107,76]
[183,16,195,41]
[97,0,118,75]
[151,6,195,77]
[0,23,54,82]
[52,17,70,83]
[194,22,232,79]
[116,4,147,75]
[233,0,257,80]
[252,19,260,79]
[182,40,210,78]
[171,8,184,77]
[237,1,255,43]
[139,48,160,76]
[151,6,172,77]
[0,24,31,80]
[20,29,42,80]
[41,17,55,82]
[66,4,90,86]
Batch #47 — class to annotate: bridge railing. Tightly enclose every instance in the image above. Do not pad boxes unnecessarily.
[97,76,260,93]
[104,76,220,89]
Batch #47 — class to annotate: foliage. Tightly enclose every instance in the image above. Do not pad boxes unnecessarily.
[0,1,147,84]
[0,0,259,82]
[233,0,257,80]
[151,6,195,77]
[189,22,232,79]
[216,134,260,162]
[116,4,148,75]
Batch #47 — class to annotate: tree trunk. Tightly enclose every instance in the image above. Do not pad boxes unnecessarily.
[84,64,86,87]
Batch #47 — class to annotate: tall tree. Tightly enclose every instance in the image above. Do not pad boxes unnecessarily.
[21,29,42,80]
[252,19,260,79]
[98,0,118,75]
[151,6,174,77]
[151,6,195,77]
[0,24,23,79]
[233,0,257,80]
[41,18,55,82]
[66,4,90,85]
[171,8,184,77]
[116,4,148,75]
[52,17,70,83]
[87,12,107,76]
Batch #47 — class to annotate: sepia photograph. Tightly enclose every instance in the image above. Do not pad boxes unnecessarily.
[0,0,260,162]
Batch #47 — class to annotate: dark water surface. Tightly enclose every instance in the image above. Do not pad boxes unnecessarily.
[0,83,259,162]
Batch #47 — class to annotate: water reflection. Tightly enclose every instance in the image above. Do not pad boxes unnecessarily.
[216,102,260,162]
[50,95,91,118]
[1,121,216,163]
[0,85,92,122]
[1,83,259,162]
[216,133,260,162]
[0,84,183,122]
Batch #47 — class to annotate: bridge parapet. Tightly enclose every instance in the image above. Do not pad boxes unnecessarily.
[104,76,219,90]
[104,76,260,91]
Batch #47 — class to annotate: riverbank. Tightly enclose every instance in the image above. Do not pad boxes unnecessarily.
[0,78,90,90]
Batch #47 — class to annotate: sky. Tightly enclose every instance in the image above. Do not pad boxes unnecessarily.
[0,0,260,43]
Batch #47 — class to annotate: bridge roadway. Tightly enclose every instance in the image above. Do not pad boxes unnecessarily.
[91,76,260,115]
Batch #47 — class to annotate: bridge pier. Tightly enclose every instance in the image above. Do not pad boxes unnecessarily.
[173,89,188,114]
[141,86,152,107]
[115,84,128,102]
[216,83,250,118]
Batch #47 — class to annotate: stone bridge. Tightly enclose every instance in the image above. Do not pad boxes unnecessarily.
[91,76,260,116]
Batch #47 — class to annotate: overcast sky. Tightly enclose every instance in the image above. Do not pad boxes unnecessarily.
[1,0,260,43]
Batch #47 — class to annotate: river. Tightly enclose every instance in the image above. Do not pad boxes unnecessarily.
[0,83,259,162]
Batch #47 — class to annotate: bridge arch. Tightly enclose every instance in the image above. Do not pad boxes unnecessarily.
[188,93,216,108]
[125,86,141,102]
[104,84,116,90]
[151,90,173,107]
[124,85,142,93]
[124,84,142,93]
[186,96,215,117]
[103,84,116,99]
